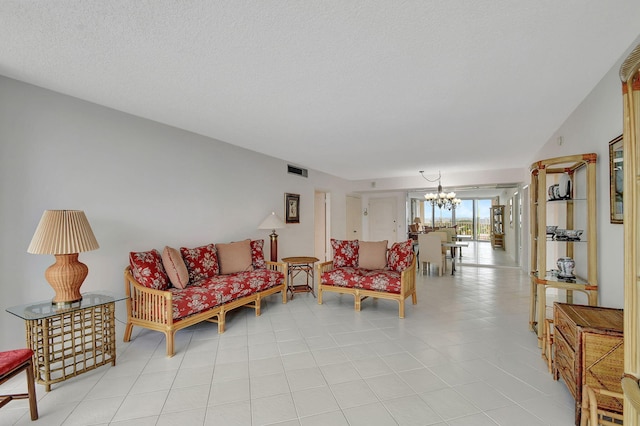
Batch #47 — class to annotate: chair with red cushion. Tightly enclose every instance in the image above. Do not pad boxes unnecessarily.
[0,349,38,420]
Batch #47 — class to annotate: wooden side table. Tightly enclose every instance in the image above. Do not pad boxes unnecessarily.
[281,257,319,298]
[6,292,126,391]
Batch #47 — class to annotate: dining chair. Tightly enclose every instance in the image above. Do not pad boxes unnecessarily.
[418,233,446,276]
[0,348,38,420]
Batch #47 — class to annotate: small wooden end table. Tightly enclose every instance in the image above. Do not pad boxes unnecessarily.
[281,256,319,298]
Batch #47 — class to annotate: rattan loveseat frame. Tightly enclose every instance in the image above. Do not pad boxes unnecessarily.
[123,261,287,357]
[316,257,416,318]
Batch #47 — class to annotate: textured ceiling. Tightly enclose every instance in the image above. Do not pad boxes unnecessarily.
[2,1,639,180]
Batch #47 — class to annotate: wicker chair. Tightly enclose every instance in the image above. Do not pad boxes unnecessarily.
[0,349,38,421]
[580,384,623,425]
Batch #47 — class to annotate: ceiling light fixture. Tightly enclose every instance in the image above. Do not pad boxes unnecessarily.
[419,171,461,210]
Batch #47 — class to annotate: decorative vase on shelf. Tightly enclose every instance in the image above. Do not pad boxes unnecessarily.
[558,173,572,199]
[557,257,575,278]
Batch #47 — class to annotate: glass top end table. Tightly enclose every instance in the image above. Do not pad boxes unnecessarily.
[6,291,126,391]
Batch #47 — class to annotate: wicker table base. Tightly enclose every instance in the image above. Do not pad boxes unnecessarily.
[7,293,123,391]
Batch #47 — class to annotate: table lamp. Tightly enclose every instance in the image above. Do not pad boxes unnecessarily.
[258,212,286,262]
[27,210,99,306]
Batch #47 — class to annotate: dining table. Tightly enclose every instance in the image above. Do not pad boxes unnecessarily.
[442,242,469,275]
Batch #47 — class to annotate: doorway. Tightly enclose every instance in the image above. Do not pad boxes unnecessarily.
[368,197,397,243]
[346,196,362,240]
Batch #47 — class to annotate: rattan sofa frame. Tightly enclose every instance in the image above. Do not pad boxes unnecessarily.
[123,261,287,357]
[316,257,416,318]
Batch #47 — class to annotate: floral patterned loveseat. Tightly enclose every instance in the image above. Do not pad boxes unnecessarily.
[316,239,416,318]
[124,239,286,357]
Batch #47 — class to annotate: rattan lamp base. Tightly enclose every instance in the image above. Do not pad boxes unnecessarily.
[44,253,87,306]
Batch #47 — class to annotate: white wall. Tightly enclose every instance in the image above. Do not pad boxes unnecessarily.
[530,35,640,308]
[0,76,351,349]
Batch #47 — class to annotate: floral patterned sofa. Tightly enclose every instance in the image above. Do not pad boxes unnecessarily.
[316,239,416,318]
[124,239,286,357]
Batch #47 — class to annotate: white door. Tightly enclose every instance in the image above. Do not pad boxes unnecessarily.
[346,196,362,240]
[369,197,397,243]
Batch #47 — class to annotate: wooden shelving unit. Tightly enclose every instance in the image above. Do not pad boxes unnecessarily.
[529,153,598,349]
[490,205,505,249]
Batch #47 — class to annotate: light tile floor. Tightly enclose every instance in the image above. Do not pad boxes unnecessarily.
[1,247,576,425]
[456,241,519,269]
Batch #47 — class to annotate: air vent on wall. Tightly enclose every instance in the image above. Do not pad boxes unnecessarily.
[287,164,308,178]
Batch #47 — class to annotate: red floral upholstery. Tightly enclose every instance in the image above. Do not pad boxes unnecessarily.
[387,240,414,272]
[180,244,219,283]
[320,267,362,288]
[331,239,359,267]
[130,249,170,290]
[359,270,401,294]
[0,349,33,376]
[251,239,266,269]
[169,269,284,320]
[321,268,401,293]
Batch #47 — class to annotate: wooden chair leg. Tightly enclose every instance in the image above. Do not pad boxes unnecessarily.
[543,319,554,374]
[0,350,38,421]
[25,360,38,420]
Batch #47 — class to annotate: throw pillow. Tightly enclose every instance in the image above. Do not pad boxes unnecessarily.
[331,239,359,268]
[180,243,219,283]
[387,240,414,272]
[161,246,189,289]
[358,240,388,270]
[216,239,254,274]
[251,239,267,269]
[129,249,170,290]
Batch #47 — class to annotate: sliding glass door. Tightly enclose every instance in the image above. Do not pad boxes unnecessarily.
[476,199,492,241]
[410,197,493,241]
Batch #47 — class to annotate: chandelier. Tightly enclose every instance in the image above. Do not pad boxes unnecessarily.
[419,171,461,210]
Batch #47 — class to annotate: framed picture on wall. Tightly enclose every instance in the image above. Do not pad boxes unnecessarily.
[609,134,623,224]
[285,193,300,224]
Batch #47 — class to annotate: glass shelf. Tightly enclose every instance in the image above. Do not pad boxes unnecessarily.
[533,271,589,286]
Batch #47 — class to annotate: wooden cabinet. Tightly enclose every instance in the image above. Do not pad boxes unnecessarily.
[553,303,623,425]
[490,205,505,249]
[529,154,598,348]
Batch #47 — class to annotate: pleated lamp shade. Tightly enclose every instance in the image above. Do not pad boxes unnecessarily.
[258,212,286,231]
[27,210,99,305]
[28,210,99,254]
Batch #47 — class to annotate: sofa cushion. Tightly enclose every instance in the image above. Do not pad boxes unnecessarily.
[387,240,414,272]
[216,239,254,274]
[251,239,266,269]
[180,243,219,283]
[162,246,189,289]
[358,240,388,270]
[320,267,361,288]
[169,284,222,320]
[169,269,285,320]
[129,249,170,290]
[331,239,359,268]
[221,269,285,293]
[359,269,401,294]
